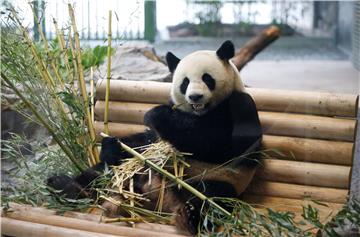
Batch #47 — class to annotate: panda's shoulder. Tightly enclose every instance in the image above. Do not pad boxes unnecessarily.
[229,91,255,104]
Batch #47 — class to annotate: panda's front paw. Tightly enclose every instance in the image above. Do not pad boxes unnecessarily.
[144,105,172,128]
[176,200,202,234]
[47,175,86,199]
[100,136,124,165]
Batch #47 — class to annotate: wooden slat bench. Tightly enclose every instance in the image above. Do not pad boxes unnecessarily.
[93,79,358,224]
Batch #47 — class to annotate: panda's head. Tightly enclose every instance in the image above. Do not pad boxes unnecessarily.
[166,40,245,115]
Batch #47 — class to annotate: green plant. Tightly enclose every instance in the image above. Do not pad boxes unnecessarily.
[81,45,115,70]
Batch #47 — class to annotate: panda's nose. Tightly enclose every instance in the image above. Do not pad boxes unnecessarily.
[189,94,203,102]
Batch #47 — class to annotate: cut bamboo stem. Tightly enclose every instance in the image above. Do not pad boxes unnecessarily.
[104,10,112,134]
[100,133,232,219]
[68,4,100,163]
[1,73,84,172]
[96,80,359,117]
[245,181,348,204]
[94,102,357,142]
[257,159,351,189]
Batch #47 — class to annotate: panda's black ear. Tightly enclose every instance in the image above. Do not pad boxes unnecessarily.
[216,40,235,61]
[166,52,180,73]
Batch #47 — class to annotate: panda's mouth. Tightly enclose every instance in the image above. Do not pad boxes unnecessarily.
[191,103,206,112]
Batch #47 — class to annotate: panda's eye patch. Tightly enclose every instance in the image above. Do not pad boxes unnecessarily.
[180,77,190,95]
[202,73,216,91]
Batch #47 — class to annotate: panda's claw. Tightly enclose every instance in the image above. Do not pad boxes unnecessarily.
[176,200,201,234]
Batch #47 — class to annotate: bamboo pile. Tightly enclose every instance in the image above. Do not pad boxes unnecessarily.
[94,79,358,205]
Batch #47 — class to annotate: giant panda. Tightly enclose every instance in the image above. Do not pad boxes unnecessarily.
[47,40,262,234]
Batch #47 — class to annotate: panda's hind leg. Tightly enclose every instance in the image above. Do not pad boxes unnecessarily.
[175,180,237,234]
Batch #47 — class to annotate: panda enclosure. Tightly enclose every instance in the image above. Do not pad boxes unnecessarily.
[2,23,358,236]
[92,26,358,224]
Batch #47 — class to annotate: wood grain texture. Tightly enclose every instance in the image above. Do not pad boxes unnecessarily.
[96,80,358,117]
[94,122,354,164]
[257,159,351,189]
[245,181,348,203]
[1,218,121,237]
[95,101,357,141]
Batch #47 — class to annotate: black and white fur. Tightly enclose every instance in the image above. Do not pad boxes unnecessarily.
[47,41,262,234]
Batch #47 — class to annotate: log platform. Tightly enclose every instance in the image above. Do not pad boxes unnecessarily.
[2,79,358,236]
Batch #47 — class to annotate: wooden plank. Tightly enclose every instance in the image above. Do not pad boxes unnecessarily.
[2,207,189,237]
[245,181,348,203]
[259,111,357,142]
[242,194,344,213]
[94,121,148,140]
[94,102,357,141]
[262,135,354,165]
[241,195,343,224]
[257,159,351,189]
[7,203,189,236]
[96,80,358,117]
[1,217,122,237]
[94,122,354,165]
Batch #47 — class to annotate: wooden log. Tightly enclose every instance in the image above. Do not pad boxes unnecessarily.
[3,205,188,237]
[232,26,280,71]
[7,203,189,236]
[94,102,357,141]
[245,181,348,204]
[95,101,157,124]
[96,80,170,104]
[262,135,353,165]
[94,122,354,164]
[249,88,359,118]
[259,111,357,142]
[94,121,147,140]
[242,194,343,213]
[257,159,351,189]
[96,80,359,117]
[1,217,121,237]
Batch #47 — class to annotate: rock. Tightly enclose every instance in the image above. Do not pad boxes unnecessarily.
[93,41,171,82]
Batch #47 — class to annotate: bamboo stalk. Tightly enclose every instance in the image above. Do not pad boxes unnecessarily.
[68,28,78,88]
[100,133,232,219]
[94,102,357,142]
[1,73,84,172]
[257,159,351,189]
[91,67,95,123]
[96,80,359,118]
[10,8,55,88]
[245,181,348,204]
[104,10,113,134]
[53,18,73,84]
[29,3,64,88]
[68,4,100,163]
